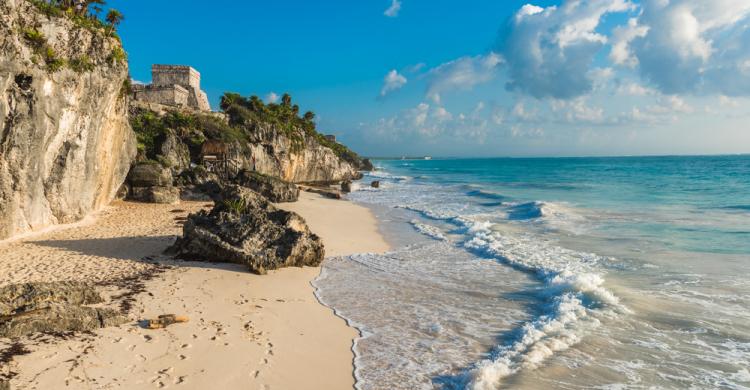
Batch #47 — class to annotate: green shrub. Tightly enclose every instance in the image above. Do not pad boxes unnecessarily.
[222,198,246,215]
[44,47,65,72]
[130,110,166,159]
[22,28,46,48]
[120,78,132,98]
[108,47,127,64]
[69,55,94,73]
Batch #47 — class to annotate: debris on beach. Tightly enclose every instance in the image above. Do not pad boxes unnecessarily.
[145,314,189,329]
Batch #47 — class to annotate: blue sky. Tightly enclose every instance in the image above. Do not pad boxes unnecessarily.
[110,0,750,157]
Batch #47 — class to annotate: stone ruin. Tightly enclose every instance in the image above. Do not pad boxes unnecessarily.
[131,65,211,111]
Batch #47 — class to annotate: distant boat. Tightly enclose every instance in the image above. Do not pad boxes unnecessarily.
[424,156,432,160]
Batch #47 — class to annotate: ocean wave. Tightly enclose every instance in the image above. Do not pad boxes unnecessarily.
[409,220,447,241]
[395,204,624,388]
[366,170,411,181]
[462,219,623,389]
[504,201,589,234]
[720,205,750,212]
[466,189,507,201]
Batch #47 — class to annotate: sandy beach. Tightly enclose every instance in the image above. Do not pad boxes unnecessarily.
[0,191,388,389]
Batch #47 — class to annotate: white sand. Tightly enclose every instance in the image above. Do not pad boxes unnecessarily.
[0,191,388,389]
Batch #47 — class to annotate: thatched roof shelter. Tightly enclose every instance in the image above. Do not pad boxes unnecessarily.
[201,139,227,158]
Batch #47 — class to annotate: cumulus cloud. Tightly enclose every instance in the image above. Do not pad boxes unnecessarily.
[616,81,656,96]
[384,0,401,17]
[425,53,502,103]
[380,69,408,97]
[265,92,279,103]
[498,0,635,99]
[623,0,750,95]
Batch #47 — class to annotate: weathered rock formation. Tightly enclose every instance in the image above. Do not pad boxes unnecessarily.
[234,170,299,202]
[0,0,136,239]
[125,162,180,204]
[231,125,362,183]
[167,185,324,274]
[0,281,126,338]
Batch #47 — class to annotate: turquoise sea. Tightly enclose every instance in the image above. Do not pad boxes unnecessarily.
[314,156,750,389]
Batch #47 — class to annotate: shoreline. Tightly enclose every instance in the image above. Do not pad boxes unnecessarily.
[0,191,389,389]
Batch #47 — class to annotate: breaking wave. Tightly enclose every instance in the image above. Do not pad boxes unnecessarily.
[401,204,624,388]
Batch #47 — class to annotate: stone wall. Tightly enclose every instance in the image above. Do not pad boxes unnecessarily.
[133,65,210,111]
[151,65,200,90]
[133,84,188,108]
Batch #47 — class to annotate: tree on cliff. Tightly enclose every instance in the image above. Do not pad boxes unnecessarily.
[105,9,124,34]
[281,93,292,107]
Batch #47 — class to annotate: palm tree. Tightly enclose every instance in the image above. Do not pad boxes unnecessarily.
[281,93,292,107]
[105,9,123,35]
[249,96,263,112]
[303,111,315,122]
[220,93,241,111]
[82,0,106,17]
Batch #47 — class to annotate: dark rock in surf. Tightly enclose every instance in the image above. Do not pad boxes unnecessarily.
[340,180,352,193]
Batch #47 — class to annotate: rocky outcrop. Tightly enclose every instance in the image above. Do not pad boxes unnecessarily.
[0,0,136,239]
[166,185,324,274]
[235,170,299,202]
[227,121,362,183]
[341,180,352,193]
[0,282,126,337]
[157,129,190,175]
[126,163,180,204]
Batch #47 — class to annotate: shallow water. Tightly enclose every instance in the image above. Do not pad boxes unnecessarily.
[315,156,750,389]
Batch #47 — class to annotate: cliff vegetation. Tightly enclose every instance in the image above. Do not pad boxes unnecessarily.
[129,93,370,181]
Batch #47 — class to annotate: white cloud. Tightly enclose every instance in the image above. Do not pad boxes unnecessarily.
[610,18,649,67]
[617,81,655,96]
[380,69,408,97]
[498,0,635,99]
[432,106,453,122]
[627,0,750,95]
[425,53,502,103]
[265,92,279,103]
[384,0,401,17]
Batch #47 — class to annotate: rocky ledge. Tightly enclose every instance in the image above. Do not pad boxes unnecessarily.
[166,185,324,274]
[0,282,126,338]
[234,170,299,203]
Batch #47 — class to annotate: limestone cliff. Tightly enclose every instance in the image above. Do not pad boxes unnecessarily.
[130,97,368,185]
[0,0,136,239]
[229,120,363,183]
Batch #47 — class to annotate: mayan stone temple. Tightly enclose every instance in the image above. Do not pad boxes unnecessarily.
[131,65,211,111]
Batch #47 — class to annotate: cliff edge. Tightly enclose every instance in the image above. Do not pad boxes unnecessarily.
[0,0,136,239]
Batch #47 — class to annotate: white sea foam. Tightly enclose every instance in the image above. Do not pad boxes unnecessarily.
[395,203,624,387]
[409,220,447,241]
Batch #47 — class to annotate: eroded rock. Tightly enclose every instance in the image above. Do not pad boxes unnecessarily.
[0,282,126,338]
[129,186,180,204]
[127,163,173,187]
[234,170,299,202]
[166,185,324,274]
[341,180,352,193]
[0,281,102,316]
[0,304,126,338]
